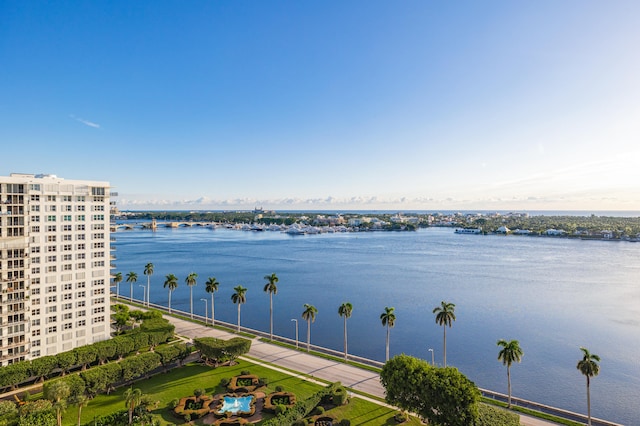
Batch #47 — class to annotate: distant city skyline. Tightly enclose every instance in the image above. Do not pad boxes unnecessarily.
[2,1,639,211]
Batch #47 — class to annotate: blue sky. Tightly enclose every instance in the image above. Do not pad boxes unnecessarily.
[2,1,639,211]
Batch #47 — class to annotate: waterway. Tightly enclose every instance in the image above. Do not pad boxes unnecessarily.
[113,225,640,425]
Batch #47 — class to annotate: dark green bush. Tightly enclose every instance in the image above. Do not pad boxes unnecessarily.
[275,385,284,392]
[241,370,251,375]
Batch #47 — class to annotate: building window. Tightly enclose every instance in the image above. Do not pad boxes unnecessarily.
[31,226,40,233]
[47,215,56,222]
[32,329,41,336]
[47,326,57,333]
[77,320,86,327]
[63,303,72,310]
[63,323,72,330]
[63,225,72,232]
[46,225,56,232]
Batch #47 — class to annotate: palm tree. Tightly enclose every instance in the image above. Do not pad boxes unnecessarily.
[338,302,353,361]
[163,274,178,313]
[577,347,601,426]
[497,339,524,408]
[231,285,247,332]
[433,301,456,367]
[263,273,279,340]
[143,263,154,307]
[205,277,220,326]
[301,304,318,352]
[113,272,123,299]
[123,387,143,425]
[185,272,198,319]
[45,380,70,426]
[72,394,89,426]
[125,271,138,302]
[380,306,396,361]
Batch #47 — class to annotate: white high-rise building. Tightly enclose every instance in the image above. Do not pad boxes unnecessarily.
[0,173,113,366]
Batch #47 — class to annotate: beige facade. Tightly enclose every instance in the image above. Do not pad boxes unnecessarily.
[0,173,112,366]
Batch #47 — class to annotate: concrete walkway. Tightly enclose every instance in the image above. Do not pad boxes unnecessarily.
[166,315,559,425]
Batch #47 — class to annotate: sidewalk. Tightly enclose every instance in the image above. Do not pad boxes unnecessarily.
[166,315,559,426]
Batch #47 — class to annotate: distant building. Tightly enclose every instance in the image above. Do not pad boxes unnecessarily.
[0,174,112,365]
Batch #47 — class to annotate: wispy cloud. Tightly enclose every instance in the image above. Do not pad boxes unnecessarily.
[69,114,100,129]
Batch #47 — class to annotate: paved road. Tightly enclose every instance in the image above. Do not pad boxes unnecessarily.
[167,315,558,425]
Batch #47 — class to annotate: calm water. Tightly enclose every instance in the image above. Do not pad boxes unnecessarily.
[113,225,640,425]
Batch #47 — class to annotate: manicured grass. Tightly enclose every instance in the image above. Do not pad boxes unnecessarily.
[328,398,422,426]
[63,361,323,426]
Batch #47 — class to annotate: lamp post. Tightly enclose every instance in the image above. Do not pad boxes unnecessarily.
[291,319,298,349]
[138,285,146,305]
[200,298,208,325]
[428,348,434,365]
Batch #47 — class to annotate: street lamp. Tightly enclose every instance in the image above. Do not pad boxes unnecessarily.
[428,348,434,365]
[200,298,208,325]
[291,319,298,349]
[138,285,146,305]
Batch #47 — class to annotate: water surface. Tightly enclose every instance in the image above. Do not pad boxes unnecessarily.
[114,226,640,424]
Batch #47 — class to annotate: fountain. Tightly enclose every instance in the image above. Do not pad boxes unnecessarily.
[217,395,255,415]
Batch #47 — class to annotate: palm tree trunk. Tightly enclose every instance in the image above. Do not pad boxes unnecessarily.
[77,406,82,426]
[385,325,390,361]
[237,304,241,332]
[190,287,194,319]
[211,293,215,327]
[344,316,348,361]
[587,377,591,426]
[130,283,133,302]
[168,291,172,314]
[307,320,311,352]
[147,277,150,307]
[507,365,512,408]
[269,294,273,340]
[443,326,447,367]
[116,283,119,298]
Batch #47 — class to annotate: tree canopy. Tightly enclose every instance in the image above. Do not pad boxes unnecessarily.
[380,354,480,426]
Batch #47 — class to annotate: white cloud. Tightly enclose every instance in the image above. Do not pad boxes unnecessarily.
[69,114,100,129]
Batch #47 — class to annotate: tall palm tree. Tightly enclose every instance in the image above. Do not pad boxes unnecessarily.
[205,277,220,326]
[301,304,318,352]
[577,347,601,426]
[263,273,279,340]
[433,301,456,367]
[338,302,353,361]
[123,387,143,425]
[185,272,198,319]
[231,285,247,332]
[163,274,178,313]
[73,394,89,426]
[125,271,138,302]
[497,339,524,408]
[45,380,70,426]
[113,272,123,299]
[143,263,154,307]
[380,306,396,361]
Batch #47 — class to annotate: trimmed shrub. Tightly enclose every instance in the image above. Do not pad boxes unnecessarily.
[314,406,325,415]
[476,404,520,426]
[275,385,284,392]
[241,370,251,375]
[275,404,288,415]
[394,412,408,423]
[220,377,230,387]
[339,420,351,426]
[333,386,347,405]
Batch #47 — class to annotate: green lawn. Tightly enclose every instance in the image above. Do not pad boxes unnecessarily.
[64,360,323,426]
[61,359,417,426]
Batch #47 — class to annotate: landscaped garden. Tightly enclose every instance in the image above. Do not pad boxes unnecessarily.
[54,359,422,425]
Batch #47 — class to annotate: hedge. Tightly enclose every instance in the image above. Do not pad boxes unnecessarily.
[476,404,520,426]
[262,383,340,426]
[193,337,251,364]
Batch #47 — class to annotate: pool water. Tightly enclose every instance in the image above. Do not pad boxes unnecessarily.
[220,395,253,414]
